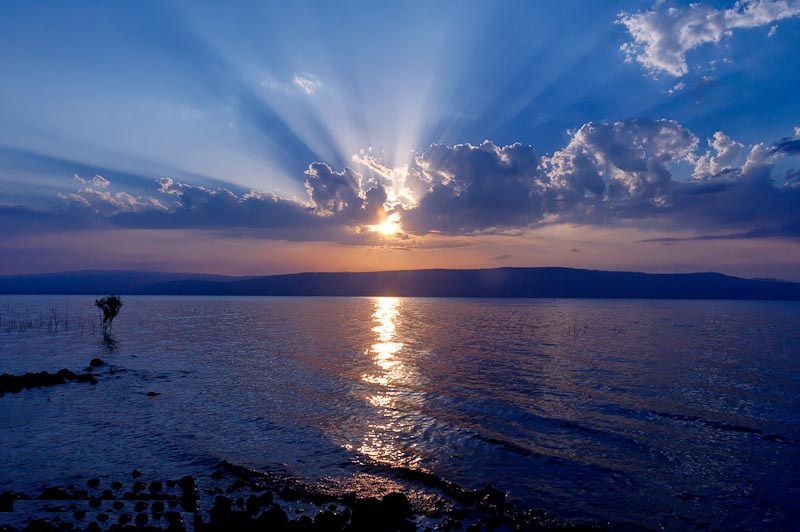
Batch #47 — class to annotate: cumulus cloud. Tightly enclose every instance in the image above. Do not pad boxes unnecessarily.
[693,132,745,179]
[4,119,800,244]
[618,0,800,77]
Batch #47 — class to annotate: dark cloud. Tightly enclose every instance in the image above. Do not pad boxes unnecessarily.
[491,254,513,261]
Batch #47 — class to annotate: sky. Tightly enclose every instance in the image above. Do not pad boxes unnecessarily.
[1,0,799,279]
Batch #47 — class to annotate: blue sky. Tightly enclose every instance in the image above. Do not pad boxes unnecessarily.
[1,0,799,278]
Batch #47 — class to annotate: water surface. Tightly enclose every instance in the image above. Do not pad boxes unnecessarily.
[1,296,799,529]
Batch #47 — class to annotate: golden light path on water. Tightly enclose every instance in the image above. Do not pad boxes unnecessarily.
[354,297,424,468]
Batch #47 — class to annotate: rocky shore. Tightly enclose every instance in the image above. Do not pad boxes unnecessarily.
[0,460,605,531]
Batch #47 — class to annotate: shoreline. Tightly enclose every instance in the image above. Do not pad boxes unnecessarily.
[0,460,607,531]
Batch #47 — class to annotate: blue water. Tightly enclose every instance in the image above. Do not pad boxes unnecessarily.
[1,296,799,530]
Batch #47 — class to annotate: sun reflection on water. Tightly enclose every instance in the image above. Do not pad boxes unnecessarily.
[352,297,424,468]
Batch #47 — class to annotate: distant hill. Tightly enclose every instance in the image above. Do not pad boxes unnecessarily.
[0,270,240,295]
[0,268,798,300]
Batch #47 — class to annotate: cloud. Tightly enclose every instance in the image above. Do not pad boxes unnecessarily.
[73,173,111,188]
[693,132,745,179]
[292,73,321,95]
[618,0,800,77]
[491,254,513,261]
[4,119,800,245]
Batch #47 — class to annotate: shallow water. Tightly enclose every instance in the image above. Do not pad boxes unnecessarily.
[1,296,799,529]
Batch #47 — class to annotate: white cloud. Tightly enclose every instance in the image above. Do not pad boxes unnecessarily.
[73,173,110,188]
[618,0,800,77]
[693,131,745,179]
[292,73,321,95]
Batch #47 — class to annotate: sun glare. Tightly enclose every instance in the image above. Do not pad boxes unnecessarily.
[370,212,403,236]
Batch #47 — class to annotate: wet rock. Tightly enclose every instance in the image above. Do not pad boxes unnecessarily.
[26,518,58,531]
[87,478,100,489]
[165,479,176,488]
[73,509,86,520]
[257,503,288,529]
[97,513,108,522]
[132,481,146,493]
[245,494,261,514]
[210,495,233,524]
[0,491,13,512]
[149,481,162,494]
[383,492,412,518]
[259,491,274,507]
[112,501,124,510]
[88,496,101,508]
[39,487,71,500]
[87,522,101,532]
[289,515,314,531]
[235,496,245,509]
[118,513,132,525]
[110,481,122,491]
[146,391,160,397]
[89,358,104,368]
[349,497,384,531]
[151,501,165,513]
[281,485,303,501]
[178,475,197,511]
[135,512,149,526]
[132,469,142,478]
[165,511,183,529]
[314,510,346,530]
[134,501,148,512]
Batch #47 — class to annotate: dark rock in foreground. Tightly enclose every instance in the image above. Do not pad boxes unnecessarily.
[0,368,96,395]
[0,461,608,531]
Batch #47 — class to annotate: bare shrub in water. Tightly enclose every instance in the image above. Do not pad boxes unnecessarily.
[95,295,122,336]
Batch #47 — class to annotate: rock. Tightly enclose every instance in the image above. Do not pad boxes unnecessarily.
[146,391,160,397]
[132,481,146,493]
[89,358,103,367]
[179,475,197,511]
[112,501,124,510]
[40,487,71,500]
[88,496,101,508]
[110,481,122,491]
[87,522,101,532]
[87,478,100,489]
[245,494,261,514]
[73,509,86,520]
[135,512,149,526]
[235,496,245,508]
[0,491,13,512]
[165,479,176,488]
[281,485,302,501]
[314,510,346,530]
[211,495,233,524]
[131,469,142,478]
[349,497,385,531]
[257,503,288,529]
[96,513,108,522]
[165,511,183,529]
[259,491,274,506]
[290,515,314,530]
[151,501,165,513]
[118,513,132,525]
[149,481,163,494]
[134,501,148,512]
[383,492,412,518]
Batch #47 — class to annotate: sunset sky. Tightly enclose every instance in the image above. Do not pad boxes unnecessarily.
[1,0,799,279]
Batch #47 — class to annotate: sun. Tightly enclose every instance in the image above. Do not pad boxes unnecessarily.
[370,212,402,236]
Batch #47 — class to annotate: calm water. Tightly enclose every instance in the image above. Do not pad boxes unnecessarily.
[1,296,799,529]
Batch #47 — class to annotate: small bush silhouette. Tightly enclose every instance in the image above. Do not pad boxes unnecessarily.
[95,295,122,336]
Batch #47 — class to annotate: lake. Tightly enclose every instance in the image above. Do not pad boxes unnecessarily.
[1,296,799,529]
